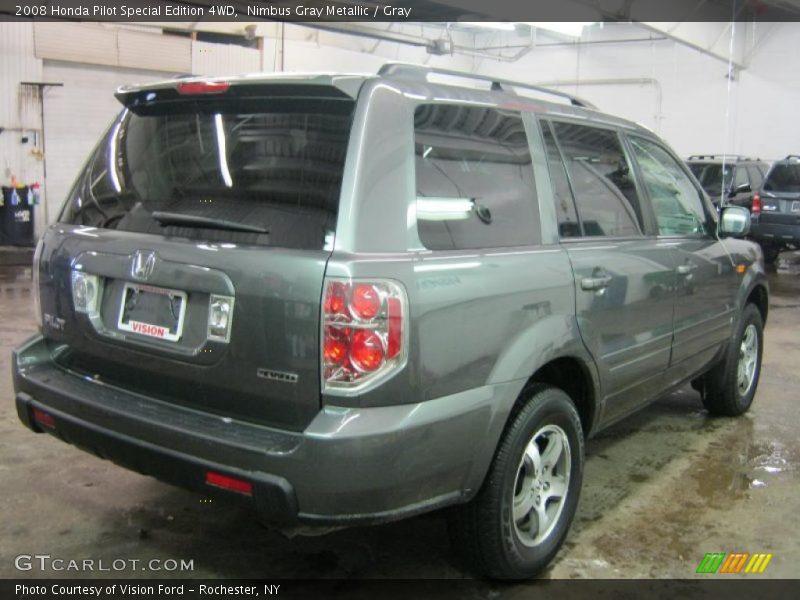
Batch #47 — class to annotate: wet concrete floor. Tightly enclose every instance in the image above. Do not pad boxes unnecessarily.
[0,258,798,582]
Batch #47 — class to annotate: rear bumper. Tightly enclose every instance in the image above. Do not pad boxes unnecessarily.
[13,335,516,526]
[750,220,800,246]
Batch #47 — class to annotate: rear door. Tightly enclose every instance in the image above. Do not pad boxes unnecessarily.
[38,82,357,431]
[626,135,737,385]
[541,120,675,423]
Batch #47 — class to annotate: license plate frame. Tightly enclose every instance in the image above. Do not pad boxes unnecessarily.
[117,283,187,342]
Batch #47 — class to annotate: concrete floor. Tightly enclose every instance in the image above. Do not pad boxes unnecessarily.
[1,260,799,583]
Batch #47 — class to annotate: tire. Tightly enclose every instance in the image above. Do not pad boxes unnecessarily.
[701,303,763,416]
[448,384,584,579]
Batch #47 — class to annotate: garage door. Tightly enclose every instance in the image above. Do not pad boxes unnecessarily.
[42,61,165,226]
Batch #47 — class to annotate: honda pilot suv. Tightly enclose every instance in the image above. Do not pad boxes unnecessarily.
[750,155,800,264]
[13,64,768,579]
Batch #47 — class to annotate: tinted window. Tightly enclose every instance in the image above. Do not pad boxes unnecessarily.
[60,94,355,250]
[688,162,734,196]
[629,137,708,236]
[733,166,749,190]
[550,121,642,237]
[541,121,580,238]
[764,163,800,192]
[414,104,540,250]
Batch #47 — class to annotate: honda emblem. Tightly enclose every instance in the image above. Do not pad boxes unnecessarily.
[131,250,157,281]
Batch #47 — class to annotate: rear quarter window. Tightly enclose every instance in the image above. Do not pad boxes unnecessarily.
[413,104,541,250]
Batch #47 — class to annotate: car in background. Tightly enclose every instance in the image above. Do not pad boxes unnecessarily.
[687,155,768,210]
[750,155,800,264]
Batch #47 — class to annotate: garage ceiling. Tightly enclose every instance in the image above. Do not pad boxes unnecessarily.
[101,0,800,22]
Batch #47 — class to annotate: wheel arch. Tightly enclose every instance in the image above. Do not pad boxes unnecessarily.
[521,356,598,439]
[746,283,768,326]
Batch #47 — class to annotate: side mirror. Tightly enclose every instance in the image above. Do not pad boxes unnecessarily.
[719,205,751,237]
[730,183,751,197]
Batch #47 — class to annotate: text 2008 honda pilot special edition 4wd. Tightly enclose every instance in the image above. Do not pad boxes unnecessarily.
[13,64,768,579]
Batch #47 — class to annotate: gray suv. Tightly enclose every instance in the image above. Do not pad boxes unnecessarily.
[13,64,768,579]
[686,155,768,210]
[750,155,800,264]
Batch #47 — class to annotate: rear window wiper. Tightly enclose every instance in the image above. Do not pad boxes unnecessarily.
[151,211,269,234]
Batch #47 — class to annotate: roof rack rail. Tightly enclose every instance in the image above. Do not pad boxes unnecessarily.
[786,154,800,160]
[378,62,597,109]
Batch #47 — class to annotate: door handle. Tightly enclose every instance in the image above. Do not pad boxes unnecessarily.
[581,275,612,291]
[676,263,697,275]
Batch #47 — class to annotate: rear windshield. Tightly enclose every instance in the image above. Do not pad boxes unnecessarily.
[687,162,733,195]
[764,163,800,193]
[60,93,355,250]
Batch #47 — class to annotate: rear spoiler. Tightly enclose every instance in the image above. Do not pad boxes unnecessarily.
[115,74,366,109]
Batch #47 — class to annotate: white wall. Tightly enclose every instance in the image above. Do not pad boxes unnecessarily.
[0,22,45,235]
[735,24,800,162]
[470,23,800,161]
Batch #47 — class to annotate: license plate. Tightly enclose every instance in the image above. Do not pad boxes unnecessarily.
[792,201,800,212]
[117,283,187,342]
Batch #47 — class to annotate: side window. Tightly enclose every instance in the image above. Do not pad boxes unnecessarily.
[540,121,581,238]
[550,121,643,237]
[413,104,540,250]
[733,166,749,190]
[628,136,708,237]
[747,166,764,189]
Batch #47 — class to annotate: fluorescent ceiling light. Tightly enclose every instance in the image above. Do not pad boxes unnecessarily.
[459,22,517,31]
[525,22,595,38]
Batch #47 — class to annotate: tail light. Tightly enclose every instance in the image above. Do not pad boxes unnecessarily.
[32,407,55,429]
[322,278,408,393]
[752,192,761,215]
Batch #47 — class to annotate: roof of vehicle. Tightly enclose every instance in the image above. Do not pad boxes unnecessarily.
[686,154,765,163]
[114,62,653,137]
